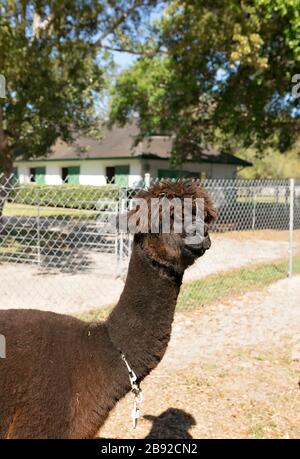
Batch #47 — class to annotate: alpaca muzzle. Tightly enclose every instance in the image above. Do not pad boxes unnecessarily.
[184,234,211,257]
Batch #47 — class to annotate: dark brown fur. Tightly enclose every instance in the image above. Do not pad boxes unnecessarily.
[0,180,216,438]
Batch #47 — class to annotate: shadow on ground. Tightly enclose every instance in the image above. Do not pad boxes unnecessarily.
[144,408,196,439]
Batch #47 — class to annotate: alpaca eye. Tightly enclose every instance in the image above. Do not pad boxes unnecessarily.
[204,213,212,224]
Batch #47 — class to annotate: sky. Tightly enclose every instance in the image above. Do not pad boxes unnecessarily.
[110,5,164,71]
[113,50,137,70]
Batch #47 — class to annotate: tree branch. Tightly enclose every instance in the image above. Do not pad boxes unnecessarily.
[92,0,147,49]
[30,3,66,42]
[100,44,164,57]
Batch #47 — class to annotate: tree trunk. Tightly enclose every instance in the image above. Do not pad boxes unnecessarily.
[0,158,13,217]
[0,104,14,217]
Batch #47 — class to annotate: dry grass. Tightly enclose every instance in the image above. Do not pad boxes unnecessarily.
[100,337,300,439]
[98,276,300,439]
[213,229,300,243]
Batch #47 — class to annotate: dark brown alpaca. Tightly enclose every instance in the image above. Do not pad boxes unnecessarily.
[0,180,216,439]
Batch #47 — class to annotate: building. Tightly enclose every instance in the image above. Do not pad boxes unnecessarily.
[14,123,251,186]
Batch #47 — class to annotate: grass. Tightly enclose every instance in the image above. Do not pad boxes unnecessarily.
[177,256,300,310]
[76,256,300,321]
[3,202,98,220]
[237,196,289,204]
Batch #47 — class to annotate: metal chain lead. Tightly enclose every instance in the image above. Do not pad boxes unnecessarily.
[121,353,143,429]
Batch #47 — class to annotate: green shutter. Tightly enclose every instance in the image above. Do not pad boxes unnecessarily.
[158,169,197,179]
[158,169,182,179]
[36,167,46,184]
[68,166,80,184]
[115,165,129,186]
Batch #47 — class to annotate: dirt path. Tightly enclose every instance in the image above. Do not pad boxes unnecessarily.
[1,232,297,312]
[99,276,300,439]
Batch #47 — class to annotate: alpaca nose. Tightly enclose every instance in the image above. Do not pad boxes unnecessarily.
[184,234,211,255]
[202,234,211,250]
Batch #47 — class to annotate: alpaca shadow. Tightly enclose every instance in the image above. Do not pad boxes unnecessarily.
[144,408,196,439]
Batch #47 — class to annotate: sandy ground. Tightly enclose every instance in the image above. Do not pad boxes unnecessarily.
[184,234,290,282]
[99,275,300,439]
[0,231,297,312]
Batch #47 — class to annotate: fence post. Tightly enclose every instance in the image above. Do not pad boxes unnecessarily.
[144,173,151,188]
[252,187,257,230]
[288,178,295,279]
[37,201,41,267]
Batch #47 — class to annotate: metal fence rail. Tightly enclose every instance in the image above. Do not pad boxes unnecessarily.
[0,174,299,312]
[205,179,299,232]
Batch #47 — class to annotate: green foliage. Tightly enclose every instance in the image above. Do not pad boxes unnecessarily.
[110,0,300,163]
[0,1,159,174]
[11,184,120,209]
[110,57,175,140]
[238,147,300,179]
[4,202,98,219]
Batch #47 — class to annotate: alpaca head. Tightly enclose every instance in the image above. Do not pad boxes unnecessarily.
[128,180,217,274]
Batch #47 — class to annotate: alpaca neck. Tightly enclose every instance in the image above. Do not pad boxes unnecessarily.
[106,242,183,380]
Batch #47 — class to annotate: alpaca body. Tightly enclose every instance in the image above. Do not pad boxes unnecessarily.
[0,310,127,438]
[0,245,182,438]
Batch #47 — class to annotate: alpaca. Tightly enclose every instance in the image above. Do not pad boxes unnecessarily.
[0,180,216,439]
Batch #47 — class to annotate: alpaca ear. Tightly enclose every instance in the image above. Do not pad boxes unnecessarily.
[127,199,149,234]
[204,200,217,225]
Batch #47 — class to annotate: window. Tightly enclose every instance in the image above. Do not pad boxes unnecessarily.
[30,167,46,184]
[115,165,129,186]
[61,166,80,184]
[62,167,69,183]
[30,167,36,183]
[68,166,80,184]
[106,166,115,184]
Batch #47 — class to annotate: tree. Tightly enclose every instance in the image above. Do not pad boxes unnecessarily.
[109,0,300,163]
[238,146,300,179]
[0,0,159,178]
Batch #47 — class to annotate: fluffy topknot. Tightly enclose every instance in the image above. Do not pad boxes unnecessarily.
[126,180,217,234]
[135,179,217,224]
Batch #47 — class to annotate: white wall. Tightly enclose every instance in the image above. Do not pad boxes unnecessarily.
[144,159,236,179]
[17,161,65,185]
[18,165,30,184]
[210,164,236,179]
[179,162,213,178]
[79,162,106,186]
[15,159,236,185]
[15,159,144,186]
[46,164,63,185]
[79,159,143,186]
[128,160,143,186]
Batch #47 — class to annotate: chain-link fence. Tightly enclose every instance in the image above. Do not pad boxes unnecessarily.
[0,174,299,313]
[178,178,300,309]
